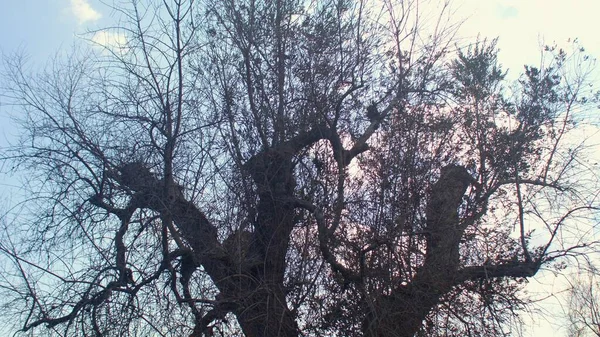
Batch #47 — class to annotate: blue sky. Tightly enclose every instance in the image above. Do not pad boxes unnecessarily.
[1,0,599,336]
[1,0,599,74]
[1,1,101,63]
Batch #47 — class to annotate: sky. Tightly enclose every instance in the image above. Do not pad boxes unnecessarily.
[458,0,600,76]
[1,0,599,336]
[1,1,101,61]
[1,0,599,71]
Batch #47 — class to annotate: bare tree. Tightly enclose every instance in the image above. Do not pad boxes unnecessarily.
[0,0,598,336]
[565,270,600,337]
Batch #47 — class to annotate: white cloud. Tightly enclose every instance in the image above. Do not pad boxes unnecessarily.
[70,0,102,24]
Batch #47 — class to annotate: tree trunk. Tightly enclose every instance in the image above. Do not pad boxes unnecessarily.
[230,149,299,337]
[363,165,475,337]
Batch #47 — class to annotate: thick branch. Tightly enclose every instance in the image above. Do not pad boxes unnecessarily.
[363,165,476,337]
[458,261,542,280]
[111,163,227,281]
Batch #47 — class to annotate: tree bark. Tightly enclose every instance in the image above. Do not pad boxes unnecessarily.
[232,148,300,336]
[115,151,301,337]
[363,165,475,337]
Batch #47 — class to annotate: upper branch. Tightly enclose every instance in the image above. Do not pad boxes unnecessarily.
[292,198,361,284]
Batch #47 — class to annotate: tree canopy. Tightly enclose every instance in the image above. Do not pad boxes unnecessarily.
[1,0,599,336]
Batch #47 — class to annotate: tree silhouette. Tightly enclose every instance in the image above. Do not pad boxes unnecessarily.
[0,1,598,336]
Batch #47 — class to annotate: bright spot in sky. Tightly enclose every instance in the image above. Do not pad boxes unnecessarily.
[91,31,128,51]
[457,0,600,79]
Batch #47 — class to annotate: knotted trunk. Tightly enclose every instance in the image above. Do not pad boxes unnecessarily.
[363,165,475,337]
[229,149,299,337]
